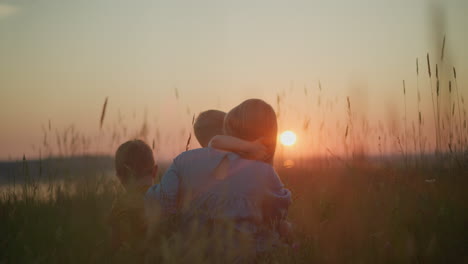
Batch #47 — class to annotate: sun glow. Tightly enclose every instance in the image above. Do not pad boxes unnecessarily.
[280,130,297,146]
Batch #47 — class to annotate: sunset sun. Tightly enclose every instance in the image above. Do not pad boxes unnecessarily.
[280,130,297,146]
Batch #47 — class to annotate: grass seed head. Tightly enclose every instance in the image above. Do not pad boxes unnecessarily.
[99,97,108,130]
[441,34,446,61]
[403,80,406,95]
[416,58,419,75]
[427,53,432,78]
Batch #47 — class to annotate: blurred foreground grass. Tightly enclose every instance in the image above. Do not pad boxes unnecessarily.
[1,158,468,263]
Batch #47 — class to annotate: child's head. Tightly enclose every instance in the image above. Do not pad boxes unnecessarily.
[193,110,226,147]
[115,139,157,188]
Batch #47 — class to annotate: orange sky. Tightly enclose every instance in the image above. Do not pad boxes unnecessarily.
[0,0,467,160]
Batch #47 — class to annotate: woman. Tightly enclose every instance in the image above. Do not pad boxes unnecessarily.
[145,99,291,261]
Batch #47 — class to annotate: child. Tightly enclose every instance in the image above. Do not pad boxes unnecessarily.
[193,110,226,148]
[194,110,293,244]
[194,109,269,160]
[108,139,158,252]
[146,109,292,251]
[145,99,293,261]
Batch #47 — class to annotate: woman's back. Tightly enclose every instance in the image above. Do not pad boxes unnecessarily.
[146,147,291,253]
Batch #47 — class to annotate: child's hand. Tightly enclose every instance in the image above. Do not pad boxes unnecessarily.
[240,138,269,161]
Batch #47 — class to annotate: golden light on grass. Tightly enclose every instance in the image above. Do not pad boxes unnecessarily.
[280,130,297,146]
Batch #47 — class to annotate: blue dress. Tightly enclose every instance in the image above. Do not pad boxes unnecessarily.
[145,147,291,253]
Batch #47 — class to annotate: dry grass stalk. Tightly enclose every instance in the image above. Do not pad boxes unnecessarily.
[403,80,408,164]
[416,57,423,159]
[453,66,464,151]
[427,53,432,77]
[441,34,446,61]
[185,133,192,151]
[403,80,406,95]
[100,97,108,130]
[427,53,438,152]
[416,58,419,76]
[436,79,441,150]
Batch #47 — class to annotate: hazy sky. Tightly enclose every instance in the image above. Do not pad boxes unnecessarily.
[1,0,467,160]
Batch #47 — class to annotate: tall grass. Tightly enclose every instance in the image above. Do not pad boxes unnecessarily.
[453,67,465,151]
[1,158,468,263]
[415,57,425,162]
[402,80,408,167]
[427,53,439,154]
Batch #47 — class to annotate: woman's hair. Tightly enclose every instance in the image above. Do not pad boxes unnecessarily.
[224,99,277,164]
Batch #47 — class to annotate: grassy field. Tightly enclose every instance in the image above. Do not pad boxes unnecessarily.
[1,156,467,263]
[1,47,467,263]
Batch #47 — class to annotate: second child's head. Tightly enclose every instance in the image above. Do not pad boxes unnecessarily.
[193,110,226,147]
[115,140,157,190]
